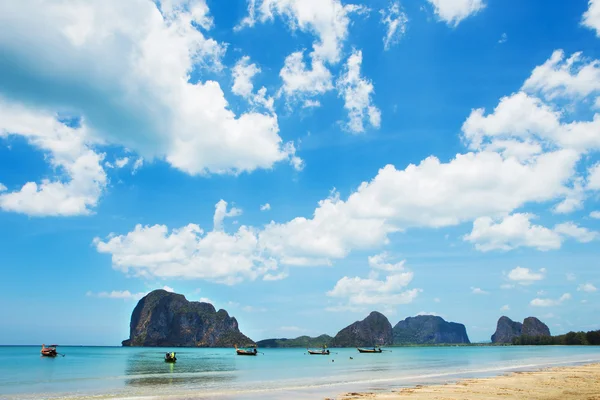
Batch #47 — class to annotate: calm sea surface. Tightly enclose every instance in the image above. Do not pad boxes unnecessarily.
[1,346,600,399]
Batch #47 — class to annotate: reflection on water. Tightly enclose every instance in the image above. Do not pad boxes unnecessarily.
[123,349,236,389]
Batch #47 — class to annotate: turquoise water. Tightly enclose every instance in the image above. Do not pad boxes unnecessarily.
[1,346,600,399]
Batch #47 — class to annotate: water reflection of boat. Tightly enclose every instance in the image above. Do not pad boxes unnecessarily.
[235,344,258,356]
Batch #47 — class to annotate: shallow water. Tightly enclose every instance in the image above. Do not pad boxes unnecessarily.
[1,345,600,399]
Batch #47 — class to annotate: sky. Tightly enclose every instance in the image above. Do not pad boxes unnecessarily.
[1,0,600,345]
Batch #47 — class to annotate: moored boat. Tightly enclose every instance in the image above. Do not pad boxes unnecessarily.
[164,352,177,363]
[357,345,383,353]
[307,344,330,355]
[41,344,58,357]
[235,344,258,356]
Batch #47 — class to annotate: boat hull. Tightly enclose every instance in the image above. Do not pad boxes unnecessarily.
[357,348,382,353]
[307,350,330,355]
[236,350,257,356]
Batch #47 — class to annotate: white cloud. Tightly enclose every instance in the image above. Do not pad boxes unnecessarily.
[0,100,107,216]
[425,0,485,27]
[115,157,130,169]
[279,52,333,99]
[523,50,600,101]
[336,50,381,133]
[328,274,420,307]
[553,177,585,214]
[500,283,515,289]
[537,290,546,295]
[577,283,597,292]
[417,311,442,317]
[368,252,406,271]
[464,213,562,252]
[327,254,420,310]
[530,293,571,307]
[0,0,299,177]
[162,285,175,293]
[239,0,368,101]
[232,56,261,99]
[554,222,598,243]
[566,273,577,281]
[380,2,408,51]
[507,266,546,285]
[260,203,271,211]
[588,163,600,190]
[94,200,278,285]
[213,200,242,231]
[462,91,600,154]
[500,304,510,311]
[263,271,289,281]
[198,297,213,304]
[498,33,507,44]
[259,149,579,266]
[303,100,321,108]
[590,211,600,219]
[471,287,489,295]
[243,0,367,64]
[582,0,600,37]
[132,158,144,175]
[87,290,146,301]
[0,183,6,192]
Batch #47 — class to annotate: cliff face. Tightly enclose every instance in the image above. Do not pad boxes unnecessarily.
[392,315,470,344]
[491,316,523,343]
[522,317,551,337]
[330,311,393,347]
[122,289,253,347]
[256,334,333,348]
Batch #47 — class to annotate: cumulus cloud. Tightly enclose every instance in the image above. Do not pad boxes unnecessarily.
[0,0,299,177]
[523,50,600,100]
[471,287,489,295]
[425,0,485,27]
[500,304,510,311]
[336,50,381,133]
[326,254,420,311]
[582,0,600,36]
[464,213,561,252]
[380,1,408,50]
[368,252,406,271]
[238,0,368,101]
[464,213,597,252]
[94,200,278,285]
[577,283,597,292]
[530,293,571,307]
[0,100,107,216]
[588,163,600,190]
[590,211,600,219]
[213,200,242,231]
[260,203,271,211]
[507,266,546,285]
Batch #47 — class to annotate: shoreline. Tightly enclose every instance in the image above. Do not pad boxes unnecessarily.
[337,362,600,399]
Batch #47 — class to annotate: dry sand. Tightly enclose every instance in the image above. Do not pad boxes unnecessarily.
[337,363,600,400]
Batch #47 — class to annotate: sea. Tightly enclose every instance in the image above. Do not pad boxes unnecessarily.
[1,345,600,399]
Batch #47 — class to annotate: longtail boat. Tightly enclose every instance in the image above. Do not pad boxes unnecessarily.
[357,345,383,353]
[235,344,258,356]
[41,344,58,357]
[164,352,177,363]
[307,344,330,355]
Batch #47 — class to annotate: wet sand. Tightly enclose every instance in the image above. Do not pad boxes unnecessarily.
[337,363,600,400]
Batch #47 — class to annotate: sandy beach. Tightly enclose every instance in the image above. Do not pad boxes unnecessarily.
[338,363,600,400]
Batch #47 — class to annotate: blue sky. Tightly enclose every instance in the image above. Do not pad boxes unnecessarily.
[1,0,600,345]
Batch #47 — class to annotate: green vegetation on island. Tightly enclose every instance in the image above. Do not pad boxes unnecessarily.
[512,330,600,346]
[256,335,333,348]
